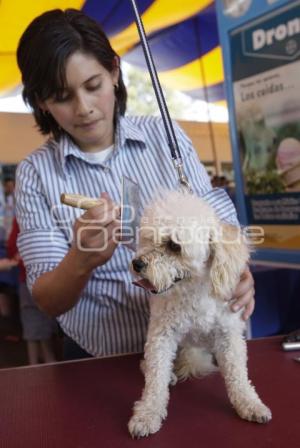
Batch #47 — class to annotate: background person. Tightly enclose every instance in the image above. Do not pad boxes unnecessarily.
[7,218,58,364]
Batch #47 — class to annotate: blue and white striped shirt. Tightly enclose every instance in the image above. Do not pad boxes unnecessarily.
[15,115,238,356]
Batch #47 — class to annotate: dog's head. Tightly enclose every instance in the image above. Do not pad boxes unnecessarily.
[132,191,249,300]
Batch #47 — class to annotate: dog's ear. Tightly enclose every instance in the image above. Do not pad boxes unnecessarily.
[209,223,249,300]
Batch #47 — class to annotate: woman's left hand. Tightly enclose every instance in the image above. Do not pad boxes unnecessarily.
[231,266,255,320]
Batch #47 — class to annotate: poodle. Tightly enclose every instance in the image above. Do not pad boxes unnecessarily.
[128,190,271,438]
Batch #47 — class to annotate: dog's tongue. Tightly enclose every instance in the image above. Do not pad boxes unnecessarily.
[132,279,157,294]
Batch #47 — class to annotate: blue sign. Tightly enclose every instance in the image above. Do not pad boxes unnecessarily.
[215,0,300,265]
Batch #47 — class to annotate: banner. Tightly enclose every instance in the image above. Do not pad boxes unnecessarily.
[216,0,300,264]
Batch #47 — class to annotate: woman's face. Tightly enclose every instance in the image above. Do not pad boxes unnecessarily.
[41,51,119,152]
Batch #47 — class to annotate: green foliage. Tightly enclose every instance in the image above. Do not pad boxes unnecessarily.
[124,64,198,119]
[246,170,285,194]
[275,122,300,143]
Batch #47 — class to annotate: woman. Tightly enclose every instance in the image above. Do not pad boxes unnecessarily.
[16,9,255,359]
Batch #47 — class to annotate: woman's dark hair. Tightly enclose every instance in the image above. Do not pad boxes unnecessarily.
[17,8,127,140]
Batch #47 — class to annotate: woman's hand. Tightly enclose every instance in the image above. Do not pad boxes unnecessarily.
[72,192,120,275]
[230,266,255,320]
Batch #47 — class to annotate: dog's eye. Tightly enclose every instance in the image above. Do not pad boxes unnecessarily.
[167,239,181,253]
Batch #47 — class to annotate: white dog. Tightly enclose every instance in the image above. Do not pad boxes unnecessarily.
[128,190,271,438]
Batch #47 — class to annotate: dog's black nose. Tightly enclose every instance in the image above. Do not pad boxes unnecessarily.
[132,258,146,273]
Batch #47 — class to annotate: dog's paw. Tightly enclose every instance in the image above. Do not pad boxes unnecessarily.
[128,411,162,438]
[236,401,272,424]
[128,401,167,438]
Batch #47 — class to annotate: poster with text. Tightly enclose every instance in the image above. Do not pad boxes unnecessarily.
[231,1,300,250]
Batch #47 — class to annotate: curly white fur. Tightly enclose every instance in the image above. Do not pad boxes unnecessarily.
[128,190,271,438]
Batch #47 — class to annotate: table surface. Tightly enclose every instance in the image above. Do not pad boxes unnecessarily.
[0,336,299,448]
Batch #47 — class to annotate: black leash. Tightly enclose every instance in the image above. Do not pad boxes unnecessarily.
[129,0,192,192]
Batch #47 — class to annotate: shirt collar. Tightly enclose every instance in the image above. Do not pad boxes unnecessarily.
[55,115,147,171]
[115,115,147,150]
[55,133,85,172]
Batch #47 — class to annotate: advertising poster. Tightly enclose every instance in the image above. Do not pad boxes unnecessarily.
[229,1,300,253]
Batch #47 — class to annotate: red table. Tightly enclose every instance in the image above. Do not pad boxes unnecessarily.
[0,336,299,448]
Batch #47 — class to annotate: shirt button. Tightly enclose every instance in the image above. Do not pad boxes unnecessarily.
[104,166,110,173]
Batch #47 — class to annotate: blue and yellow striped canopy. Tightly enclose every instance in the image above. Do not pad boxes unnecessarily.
[0,0,224,103]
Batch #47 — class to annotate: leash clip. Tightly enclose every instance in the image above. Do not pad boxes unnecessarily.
[173,158,193,193]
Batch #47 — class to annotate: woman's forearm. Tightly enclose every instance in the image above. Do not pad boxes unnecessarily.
[31,194,120,317]
[32,247,92,317]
